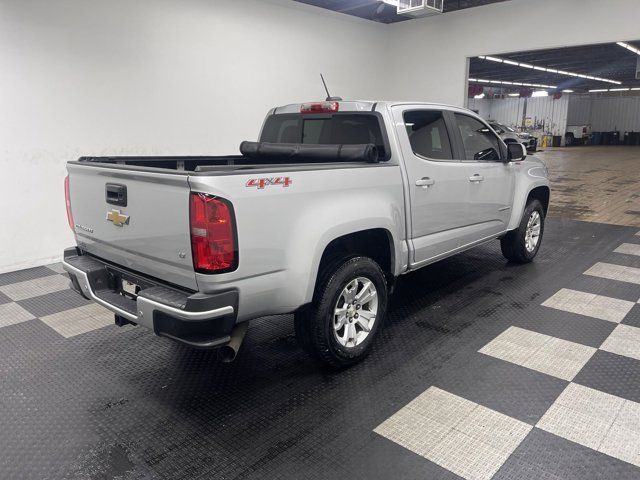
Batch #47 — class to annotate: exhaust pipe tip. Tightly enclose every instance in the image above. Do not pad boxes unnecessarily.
[218,322,248,363]
[218,345,238,363]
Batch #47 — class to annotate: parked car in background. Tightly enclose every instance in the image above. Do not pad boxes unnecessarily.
[488,121,537,152]
[565,124,592,146]
[62,100,550,368]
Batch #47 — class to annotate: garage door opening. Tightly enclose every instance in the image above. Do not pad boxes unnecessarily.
[464,40,640,227]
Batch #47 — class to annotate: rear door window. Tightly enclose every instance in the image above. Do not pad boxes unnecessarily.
[403,110,453,160]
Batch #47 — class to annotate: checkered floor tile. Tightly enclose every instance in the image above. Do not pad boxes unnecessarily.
[584,262,640,285]
[376,235,640,479]
[0,264,113,339]
[375,387,532,480]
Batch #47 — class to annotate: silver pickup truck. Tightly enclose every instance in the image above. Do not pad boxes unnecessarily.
[62,100,550,368]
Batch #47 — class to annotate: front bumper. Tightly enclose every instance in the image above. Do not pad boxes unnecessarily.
[62,247,238,348]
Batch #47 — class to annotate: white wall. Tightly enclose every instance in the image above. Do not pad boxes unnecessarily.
[385,0,640,105]
[0,0,390,273]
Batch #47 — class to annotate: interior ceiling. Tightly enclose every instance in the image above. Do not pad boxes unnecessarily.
[470,42,640,93]
[293,0,510,23]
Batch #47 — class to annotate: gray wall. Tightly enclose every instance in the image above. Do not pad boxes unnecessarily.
[568,95,640,131]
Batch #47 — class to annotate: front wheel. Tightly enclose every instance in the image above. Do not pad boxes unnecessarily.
[294,256,388,368]
[500,199,545,263]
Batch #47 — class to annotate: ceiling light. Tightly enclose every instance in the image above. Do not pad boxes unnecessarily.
[631,87,640,91]
[532,91,548,97]
[562,89,574,93]
[508,93,520,97]
[589,89,607,93]
[381,0,399,5]
[469,78,556,89]
[617,41,640,55]
[477,55,621,85]
[609,88,630,91]
[474,93,485,99]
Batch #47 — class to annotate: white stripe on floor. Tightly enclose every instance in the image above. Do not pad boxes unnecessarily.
[0,302,35,328]
[40,303,113,338]
[537,383,640,467]
[46,262,67,274]
[374,386,532,480]
[614,243,640,257]
[600,324,640,361]
[584,262,640,285]
[0,274,70,301]
[479,326,597,381]
[541,288,635,323]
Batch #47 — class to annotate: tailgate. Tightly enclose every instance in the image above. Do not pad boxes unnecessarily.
[67,164,197,290]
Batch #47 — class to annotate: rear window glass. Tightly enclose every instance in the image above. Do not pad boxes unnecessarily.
[260,113,388,161]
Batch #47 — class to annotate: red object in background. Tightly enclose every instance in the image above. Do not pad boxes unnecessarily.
[64,175,74,231]
[553,92,563,100]
[468,84,484,97]
[519,88,533,98]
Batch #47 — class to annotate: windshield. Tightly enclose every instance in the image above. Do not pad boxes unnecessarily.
[260,113,389,161]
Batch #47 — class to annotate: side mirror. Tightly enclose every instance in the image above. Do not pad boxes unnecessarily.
[507,143,527,162]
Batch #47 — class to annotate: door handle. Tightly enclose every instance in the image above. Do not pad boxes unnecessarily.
[469,174,484,183]
[415,177,435,188]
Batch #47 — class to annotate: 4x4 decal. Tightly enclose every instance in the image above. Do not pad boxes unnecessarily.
[246,177,293,189]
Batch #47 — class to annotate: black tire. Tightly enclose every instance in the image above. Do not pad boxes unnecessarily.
[294,256,388,368]
[500,199,545,264]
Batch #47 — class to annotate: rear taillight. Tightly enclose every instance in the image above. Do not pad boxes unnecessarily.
[189,193,237,274]
[300,101,339,114]
[64,175,74,231]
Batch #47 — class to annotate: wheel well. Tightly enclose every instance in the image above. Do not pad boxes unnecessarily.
[527,186,550,216]
[317,229,394,284]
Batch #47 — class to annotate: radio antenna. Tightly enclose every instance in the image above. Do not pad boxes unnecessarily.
[320,74,342,101]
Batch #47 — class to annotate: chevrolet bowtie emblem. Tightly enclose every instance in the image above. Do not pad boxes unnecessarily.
[106,209,130,227]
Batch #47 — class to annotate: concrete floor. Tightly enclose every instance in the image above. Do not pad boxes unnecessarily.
[538,146,640,227]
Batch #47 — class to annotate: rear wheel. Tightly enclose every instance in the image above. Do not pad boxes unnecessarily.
[500,199,545,263]
[294,256,388,368]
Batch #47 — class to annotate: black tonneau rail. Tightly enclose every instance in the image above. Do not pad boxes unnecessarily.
[77,142,380,172]
[78,155,246,172]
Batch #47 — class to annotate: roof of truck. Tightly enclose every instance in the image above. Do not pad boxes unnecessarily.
[272,100,477,115]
